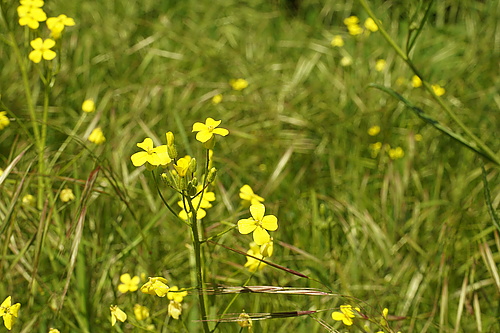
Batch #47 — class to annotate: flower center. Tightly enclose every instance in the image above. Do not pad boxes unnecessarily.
[207,125,214,132]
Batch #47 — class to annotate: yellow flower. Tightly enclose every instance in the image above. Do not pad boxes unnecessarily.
[28,38,56,63]
[167,286,188,303]
[168,301,182,320]
[343,16,359,26]
[340,56,352,67]
[388,147,404,160]
[368,125,380,136]
[22,194,35,206]
[411,75,422,88]
[369,142,382,158]
[212,94,223,104]
[192,118,229,143]
[259,239,274,257]
[237,312,252,328]
[244,242,266,272]
[331,305,360,326]
[48,329,60,333]
[229,78,249,91]
[375,59,386,72]
[118,273,140,293]
[88,127,106,145]
[46,14,75,34]
[140,277,169,297]
[110,305,127,326]
[346,24,363,36]
[131,138,171,167]
[239,185,264,205]
[0,111,10,130]
[330,35,344,47]
[0,169,3,176]
[82,99,95,113]
[364,17,379,32]
[60,188,75,202]
[238,204,278,245]
[174,156,191,177]
[17,5,46,29]
[432,84,446,96]
[177,187,215,221]
[415,134,423,142]
[0,296,21,330]
[133,304,150,321]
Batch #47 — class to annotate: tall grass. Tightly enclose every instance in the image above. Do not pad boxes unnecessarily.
[0,0,498,332]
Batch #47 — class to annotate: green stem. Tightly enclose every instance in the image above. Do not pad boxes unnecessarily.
[359,0,500,165]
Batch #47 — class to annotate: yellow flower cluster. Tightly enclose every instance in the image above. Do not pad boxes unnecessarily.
[343,16,379,36]
[411,76,446,96]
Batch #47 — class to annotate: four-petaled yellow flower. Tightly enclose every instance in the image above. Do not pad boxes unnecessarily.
[60,188,75,202]
[244,242,267,272]
[140,277,169,297]
[110,305,127,326]
[133,304,150,321]
[239,185,264,205]
[167,286,188,303]
[88,127,106,145]
[29,38,56,63]
[229,78,249,91]
[331,304,360,326]
[82,99,95,113]
[168,300,182,320]
[388,147,404,160]
[131,138,171,167]
[330,35,344,47]
[192,118,229,143]
[368,125,380,136]
[174,156,191,177]
[46,14,75,38]
[118,273,140,293]
[238,204,278,245]
[0,112,10,130]
[364,17,379,32]
[0,296,21,331]
[17,3,46,29]
[432,84,446,96]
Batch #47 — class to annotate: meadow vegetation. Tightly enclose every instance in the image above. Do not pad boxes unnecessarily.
[0,0,499,332]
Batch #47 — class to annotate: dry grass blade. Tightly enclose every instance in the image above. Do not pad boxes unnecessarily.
[204,310,318,322]
[205,285,333,296]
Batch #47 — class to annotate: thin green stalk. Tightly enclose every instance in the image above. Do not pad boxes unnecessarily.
[359,0,500,166]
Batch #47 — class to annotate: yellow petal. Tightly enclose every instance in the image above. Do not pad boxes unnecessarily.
[192,122,206,132]
[331,311,345,321]
[42,49,56,60]
[253,226,270,245]
[205,118,221,127]
[29,50,42,63]
[131,151,149,166]
[195,130,213,143]
[118,284,129,293]
[237,219,257,234]
[213,128,229,136]
[30,37,43,49]
[3,314,15,330]
[1,296,12,308]
[249,204,265,221]
[261,215,278,231]
[136,138,153,151]
[43,38,56,49]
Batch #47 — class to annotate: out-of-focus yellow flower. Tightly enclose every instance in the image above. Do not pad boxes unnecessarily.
[432,84,445,96]
[167,286,188,303]
[131,138,171,168]
[415,134,423,142]
[330,35,344,47]
[237,312,252,328]
[259,238,273,257]
[364,18,379,32]
[168,301,182,320]
[118,273,140,293]
[60,188,75,202]
[343,16,359,26]
[229,78,248,91]
[48,328,60,333]
[238,204,278,245]
[110,305,127,326]
[346,24,363,36]
[0,296,21,330]
[82,99,95,113]
[28,38,56,63]
[212,94,223,104]
[22,194,35,206]
[133,304,150,321]
[375,59,386,72]
[140,277,169,297]
[17,5,46,29]
[46,14,75,38]
[369,142,382,158]
[239,185,264,205]
[244,242,266,272]
[192,118,229,143]
[88,127,106,145]
[331,305,360,326]
[411,75,422,88]
[368,125,380,136]
[388,147,404,160]
[340,56,353,67]
[0,112,10,130]
[0,169,3,176]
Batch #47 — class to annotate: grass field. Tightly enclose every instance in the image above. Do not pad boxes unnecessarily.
[0,0,499,332]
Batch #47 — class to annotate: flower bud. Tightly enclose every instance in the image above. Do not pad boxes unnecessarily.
[188,158,197,174]
[207,167,217,183]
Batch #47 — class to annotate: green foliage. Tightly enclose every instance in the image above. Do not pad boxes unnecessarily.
[0,0,498,332]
